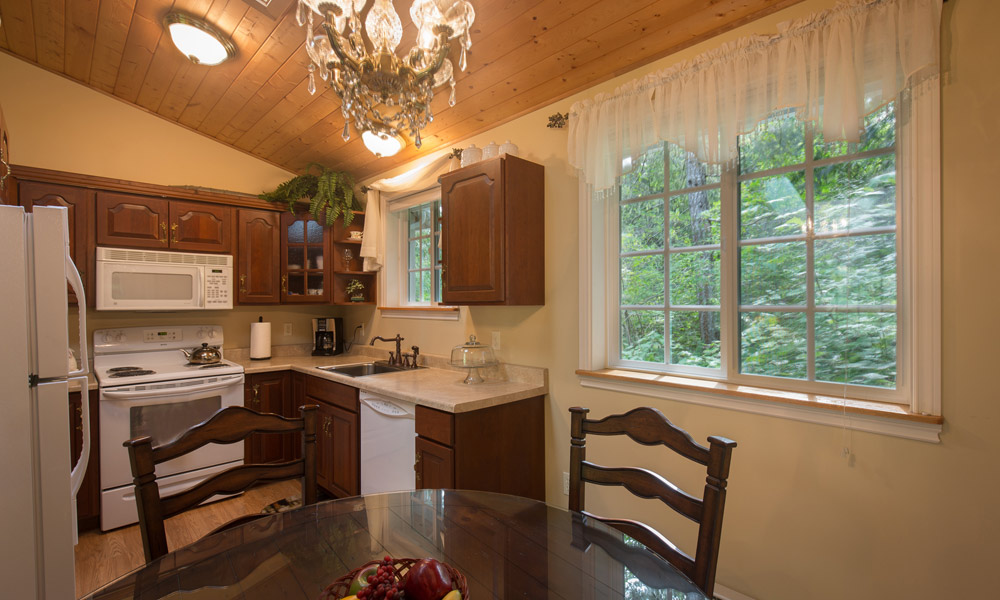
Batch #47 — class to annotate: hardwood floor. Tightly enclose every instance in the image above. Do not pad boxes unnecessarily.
[74,480,300,599]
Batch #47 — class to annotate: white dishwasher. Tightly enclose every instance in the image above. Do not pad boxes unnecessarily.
[360,391,417,495]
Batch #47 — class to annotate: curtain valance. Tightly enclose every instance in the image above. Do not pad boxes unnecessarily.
[567,0,941,190]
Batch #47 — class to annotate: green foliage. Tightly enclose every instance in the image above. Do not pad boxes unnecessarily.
[259,163,359,226]
[346,279,365,296]
[617,104,899,389]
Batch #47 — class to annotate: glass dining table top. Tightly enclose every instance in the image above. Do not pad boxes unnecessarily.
[88,489,708,600]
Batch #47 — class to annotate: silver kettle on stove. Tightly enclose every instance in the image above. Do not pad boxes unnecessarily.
[180,343,222,365]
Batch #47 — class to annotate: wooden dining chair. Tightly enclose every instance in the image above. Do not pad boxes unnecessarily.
[124,404,318,563]
[569,406,736,598]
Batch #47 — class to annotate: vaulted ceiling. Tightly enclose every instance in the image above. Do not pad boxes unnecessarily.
[0,0,803,180]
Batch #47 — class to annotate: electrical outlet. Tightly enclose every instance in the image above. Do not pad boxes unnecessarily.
[283,323,292,336]
[562,472,570,496]
[491,330,501,351]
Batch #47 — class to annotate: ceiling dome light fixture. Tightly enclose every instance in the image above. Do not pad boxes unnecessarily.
[164,13,236,66]
[297,0,476,156]
[362,129,405,158]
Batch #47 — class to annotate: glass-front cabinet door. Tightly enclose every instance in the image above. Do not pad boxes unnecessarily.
[280,212,330,303]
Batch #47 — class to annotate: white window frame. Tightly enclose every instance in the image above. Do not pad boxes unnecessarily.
[379,188,460,320]
[578,85,941,442]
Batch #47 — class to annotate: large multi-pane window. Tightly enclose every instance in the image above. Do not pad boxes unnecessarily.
[617,105,898,393]
[406,200,442,304]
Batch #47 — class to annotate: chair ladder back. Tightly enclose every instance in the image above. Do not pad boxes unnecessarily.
[579,461,703,521]
[151,405,305,464]
[125,436,169,563]
[159,461,305,519]
[595,513,697,578]
[568,406,736,598]
[691,435,736,594]
[125,405,318,563]
[301,403,318,506]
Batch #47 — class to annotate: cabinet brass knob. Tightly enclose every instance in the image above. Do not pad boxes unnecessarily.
[170,223,179,243]
[239,274,247,294]
[251,384,261,408]
[75,405,83,431]
[281,275,288,294]
[160,222,168,243]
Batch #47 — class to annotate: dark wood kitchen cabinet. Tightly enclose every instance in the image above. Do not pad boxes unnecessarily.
[280,211,331,303]
[70,388,101,531]
[96,192,170,249]
[300,375,359,498]
[96,193,233,253]
[20,181,94,306]
[440,155,544,305]
[415,396,545,501]
[237,209,281,304]
[244,371,292,465]
[0,103,13,205]
[169,200,233,253]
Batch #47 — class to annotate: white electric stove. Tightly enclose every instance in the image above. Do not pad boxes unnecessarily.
[94,325,245,531]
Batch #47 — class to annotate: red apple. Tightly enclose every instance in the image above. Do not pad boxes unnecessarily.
[402,558,453,600]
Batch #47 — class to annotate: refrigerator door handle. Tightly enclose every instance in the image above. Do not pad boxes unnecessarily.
[68,376,90,498]
[65,253,88,377]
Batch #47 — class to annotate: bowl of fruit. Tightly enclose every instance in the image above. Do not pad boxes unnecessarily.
[320,556,468,600]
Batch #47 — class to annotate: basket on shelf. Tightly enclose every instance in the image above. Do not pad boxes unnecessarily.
[319,557,469,600]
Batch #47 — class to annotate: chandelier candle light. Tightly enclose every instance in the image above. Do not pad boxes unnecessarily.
[297,0,476,157]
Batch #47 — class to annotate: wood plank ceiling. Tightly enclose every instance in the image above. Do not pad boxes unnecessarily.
[0,0,804,182]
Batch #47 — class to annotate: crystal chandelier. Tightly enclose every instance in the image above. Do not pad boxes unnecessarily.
[297,0,476,156]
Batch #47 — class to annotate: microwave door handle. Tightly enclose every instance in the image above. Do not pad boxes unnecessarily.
[66,254,89,377]
[100,375,244,401]
[68,375,91,498]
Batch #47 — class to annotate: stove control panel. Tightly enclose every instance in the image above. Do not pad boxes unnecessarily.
[144,329,181,343]
[94,325,225,355]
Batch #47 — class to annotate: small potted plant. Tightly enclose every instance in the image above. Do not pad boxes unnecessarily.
[346,279,365,302]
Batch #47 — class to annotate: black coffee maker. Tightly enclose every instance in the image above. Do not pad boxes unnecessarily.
[311,317,344,356]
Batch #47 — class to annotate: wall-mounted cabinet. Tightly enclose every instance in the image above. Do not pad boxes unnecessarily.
[20,181,94,306]
[237,209,281,304]
[440,155,544,305]
[0,103,13,205]
[96,192,233,253]
[280,211,331,303]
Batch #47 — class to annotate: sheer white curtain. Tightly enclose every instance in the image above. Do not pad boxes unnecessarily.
[360,152,457,271]
[567,0,942,190]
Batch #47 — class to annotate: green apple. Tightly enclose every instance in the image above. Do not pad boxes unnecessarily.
[348,565,378,596]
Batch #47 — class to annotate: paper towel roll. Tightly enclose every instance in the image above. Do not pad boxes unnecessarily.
[250,320,271,360]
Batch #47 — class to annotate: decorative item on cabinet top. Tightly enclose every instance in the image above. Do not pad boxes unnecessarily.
[258,163,359,226]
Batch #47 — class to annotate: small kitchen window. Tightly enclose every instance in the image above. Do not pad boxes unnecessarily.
[379,188,459,319]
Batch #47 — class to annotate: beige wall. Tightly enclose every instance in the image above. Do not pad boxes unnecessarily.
[3,0,997,597]
[0,52,293,195]
[360,1,1000,598]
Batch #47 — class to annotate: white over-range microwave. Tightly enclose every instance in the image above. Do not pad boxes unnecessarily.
[96,247,233,310]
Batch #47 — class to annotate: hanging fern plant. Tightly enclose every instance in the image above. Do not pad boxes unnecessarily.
[259,163,359,226]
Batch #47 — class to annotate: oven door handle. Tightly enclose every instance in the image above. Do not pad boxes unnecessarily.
[101,375,244,400]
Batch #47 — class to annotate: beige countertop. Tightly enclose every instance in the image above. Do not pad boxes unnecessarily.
[228,350,548,414]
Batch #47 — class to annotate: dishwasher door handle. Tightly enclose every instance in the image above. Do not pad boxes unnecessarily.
[360,396,415,418]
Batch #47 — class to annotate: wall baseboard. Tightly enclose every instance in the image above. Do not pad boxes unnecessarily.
[715,583,757,600]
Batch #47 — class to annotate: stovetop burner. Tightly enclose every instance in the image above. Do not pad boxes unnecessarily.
[107,366,144,373]
[108,369,156,378]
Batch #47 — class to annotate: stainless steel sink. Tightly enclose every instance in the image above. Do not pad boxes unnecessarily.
[316,362,421,377]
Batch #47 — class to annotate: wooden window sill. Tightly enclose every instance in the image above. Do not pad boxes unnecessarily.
[378,306,461,321]
[576,368,943,443]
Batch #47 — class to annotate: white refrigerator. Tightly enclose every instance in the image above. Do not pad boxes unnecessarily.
[0,205,90,599]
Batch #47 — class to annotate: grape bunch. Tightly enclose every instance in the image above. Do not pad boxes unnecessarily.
[356,557,403,600]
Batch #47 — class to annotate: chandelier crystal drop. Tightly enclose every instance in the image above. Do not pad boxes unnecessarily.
[297,0,476,154]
